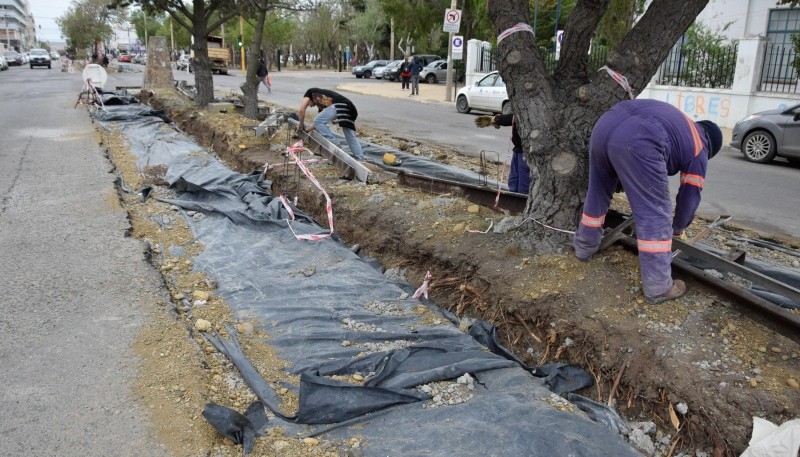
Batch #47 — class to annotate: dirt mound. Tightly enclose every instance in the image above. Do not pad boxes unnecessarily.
[138,89,799,456]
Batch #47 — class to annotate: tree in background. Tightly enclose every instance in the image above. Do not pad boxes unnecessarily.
[239,1,309,119]
[347,0,387,61]
[111,0,241,107]
[487,0,712,250]
[57,0,128,59]
[130,9,164,50]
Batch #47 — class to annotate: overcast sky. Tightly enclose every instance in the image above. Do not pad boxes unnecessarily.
[29,0,72,43]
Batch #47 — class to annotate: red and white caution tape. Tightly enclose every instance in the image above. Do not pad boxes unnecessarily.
[412,271,433,300]
[598,65,634,100]
[497,22,534,44]
[282,140,334,241]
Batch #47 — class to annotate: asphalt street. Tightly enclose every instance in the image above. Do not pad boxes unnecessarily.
[0,64,167,456]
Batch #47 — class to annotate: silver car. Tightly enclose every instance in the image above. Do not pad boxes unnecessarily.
[730,104,800,165]
[0,55,8,70]
[420,59,447,84]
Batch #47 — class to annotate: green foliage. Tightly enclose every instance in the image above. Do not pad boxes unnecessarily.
[347,0,388,50]
[57,0,128,52]
[130,9,164,47]
[791,33,800,76]
[661,22,738,88]
[594,0,644,49]
[530,0,576,49]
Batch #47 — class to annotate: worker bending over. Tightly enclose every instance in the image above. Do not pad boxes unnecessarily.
[296,88,364,160]
[574,99,722,304]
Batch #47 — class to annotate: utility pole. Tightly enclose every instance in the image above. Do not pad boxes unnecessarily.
[169,18,174,59]
[390,18,394,60]
[239,16,245,75]
[144,14,148,49]
[4,6,9,50]
[444,0,457,103]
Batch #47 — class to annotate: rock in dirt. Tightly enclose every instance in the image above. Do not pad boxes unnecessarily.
[627,428,655,455]
[467,204,480,214]
[788,378,799,389]
[452,223,466,233]
[193,290,210,301]
[493,216,522,234]
[792,260,800,268]
[303,437,319,446]
[194,319,212,332]
[366,193,386,204]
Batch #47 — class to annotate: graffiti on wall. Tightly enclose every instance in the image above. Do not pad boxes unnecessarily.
[663,92,731,119]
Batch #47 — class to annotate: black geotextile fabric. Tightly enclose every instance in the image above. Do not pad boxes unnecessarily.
[93,105,639,456]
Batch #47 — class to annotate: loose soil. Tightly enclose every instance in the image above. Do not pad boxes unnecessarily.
[99,88,799,457]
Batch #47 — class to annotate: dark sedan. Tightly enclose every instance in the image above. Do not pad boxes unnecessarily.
[351,59,388,79]
[3,51,23,66]
[730,104,800,165]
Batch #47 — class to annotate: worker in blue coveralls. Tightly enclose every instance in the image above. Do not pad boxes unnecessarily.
[474,113,530,194]
[573,99,723,304]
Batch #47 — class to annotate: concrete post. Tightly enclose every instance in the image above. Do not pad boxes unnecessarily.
[465,39,490,86]
[731,35,766,94]
[142,36,173,89]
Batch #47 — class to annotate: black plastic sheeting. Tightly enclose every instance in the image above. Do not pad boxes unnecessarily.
[94,105,639,456]
[202,401,269,455]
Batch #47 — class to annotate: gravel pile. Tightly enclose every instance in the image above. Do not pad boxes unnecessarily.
[341,318,384,333]
[417,374,475,408]
[363,300,408,316]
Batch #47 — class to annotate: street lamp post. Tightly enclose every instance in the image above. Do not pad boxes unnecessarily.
[3,7,9,50]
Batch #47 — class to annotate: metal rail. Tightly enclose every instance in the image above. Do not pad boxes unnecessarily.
[606,219,800,343]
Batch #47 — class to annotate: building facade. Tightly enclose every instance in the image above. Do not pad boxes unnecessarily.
[1,0,35,52]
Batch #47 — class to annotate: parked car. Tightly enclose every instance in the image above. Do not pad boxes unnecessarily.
[374,60,400,80]
[730,104,800,165]
[382,59,405,81]
[0,55,8,71]
[411,54,442,67]
[420,59,447,83]
[4,51,23,66]
[22,53,29,64]
[29,49,51,69]
[456,71,510,115]
[352,59,389,79]
[133,53,147,64]
[118,54,132,63]
[50,51,60,60]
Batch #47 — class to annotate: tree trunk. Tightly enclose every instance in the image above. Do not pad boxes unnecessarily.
[488,0,709,251]
[191,1,213,108]
[241,10,268,119]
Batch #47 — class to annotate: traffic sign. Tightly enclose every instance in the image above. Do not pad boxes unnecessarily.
[452,35,463,60]
[443,8,462,33]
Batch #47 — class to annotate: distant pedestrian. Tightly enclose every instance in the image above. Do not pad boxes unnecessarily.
[296,88,364,160]
[408,57,423,96]
[101,54,109,67]
[256,57,271,93]
[399,57,411,91]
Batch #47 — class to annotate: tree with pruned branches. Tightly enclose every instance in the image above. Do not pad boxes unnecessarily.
[487,0,712,251]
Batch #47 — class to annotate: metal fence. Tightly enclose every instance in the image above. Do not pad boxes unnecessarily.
[656,42,738,89]
[475,45,608,76]
[759,43,800,93]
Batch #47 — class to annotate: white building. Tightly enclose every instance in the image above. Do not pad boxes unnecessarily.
[0,0,35,52]
[695,0,794,43]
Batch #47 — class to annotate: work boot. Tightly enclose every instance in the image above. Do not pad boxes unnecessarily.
[645,280,686,304]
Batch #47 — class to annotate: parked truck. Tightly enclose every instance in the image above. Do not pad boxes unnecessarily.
[189,35,230,75]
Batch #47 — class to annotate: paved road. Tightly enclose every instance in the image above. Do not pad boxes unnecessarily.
[0,64,168,456]
[121,66,800,238]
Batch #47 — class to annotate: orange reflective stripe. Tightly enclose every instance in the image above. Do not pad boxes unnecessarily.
[580,213,605,228]
[637,238,673,253]
[684,116,703,157]
[680,172,704,189]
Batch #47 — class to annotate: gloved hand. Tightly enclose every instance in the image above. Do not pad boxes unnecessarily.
[674,230,688,240]
[474,115,495,128]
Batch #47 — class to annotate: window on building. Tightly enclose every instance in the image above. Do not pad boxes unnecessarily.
[767,8,800,46]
